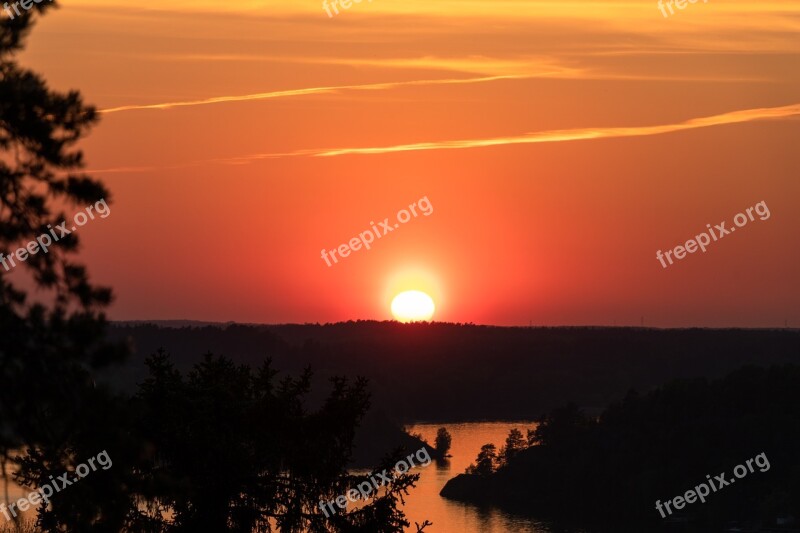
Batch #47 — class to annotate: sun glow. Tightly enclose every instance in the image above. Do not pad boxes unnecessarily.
[391,291,435,323]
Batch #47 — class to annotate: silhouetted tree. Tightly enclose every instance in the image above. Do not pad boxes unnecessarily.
[498,428,526,466]
[1,4,131,532]
[434,428,452,456]
[528,403,593,450]
[134,350,430,532]
[526,428,536,447]
[466,444,497,476]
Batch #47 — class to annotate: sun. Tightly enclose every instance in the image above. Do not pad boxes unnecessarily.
[391,290,435,323]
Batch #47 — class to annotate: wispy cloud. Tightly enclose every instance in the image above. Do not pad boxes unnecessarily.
[100,63,759,115]
[100,58,581,113]
[100,75,533,114]
[221,103,800,160]
[87,103,800,173]
[83,163,195,174]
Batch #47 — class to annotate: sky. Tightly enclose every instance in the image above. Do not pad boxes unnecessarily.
[10,0,800,326]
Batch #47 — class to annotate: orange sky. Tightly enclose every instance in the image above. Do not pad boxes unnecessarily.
[12,0,800,326]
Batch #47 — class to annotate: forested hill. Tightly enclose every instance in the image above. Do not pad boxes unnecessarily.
[105,322,800,422]
[441,364,800,530]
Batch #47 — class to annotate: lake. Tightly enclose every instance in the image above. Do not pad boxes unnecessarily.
[2,422,589,531]
[403,422,590,533]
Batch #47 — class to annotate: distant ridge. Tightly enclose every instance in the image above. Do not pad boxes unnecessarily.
[104,322,800,422]
[115,320,235,328]
[111,320,799,331]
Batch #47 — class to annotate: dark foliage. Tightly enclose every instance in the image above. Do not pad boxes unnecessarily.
[434,428,452,457]
[441,365,800,531]
[131,350,430,532]
[1,3,129,531]
[108,322,800,421]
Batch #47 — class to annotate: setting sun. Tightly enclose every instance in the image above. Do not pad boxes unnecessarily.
[391,290,435,322]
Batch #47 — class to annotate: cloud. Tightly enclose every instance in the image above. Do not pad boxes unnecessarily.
[99,74,541,114]
[100,60,758,115]
[99,54,586,114]
[88,103,800,174]
[222,102,800,160]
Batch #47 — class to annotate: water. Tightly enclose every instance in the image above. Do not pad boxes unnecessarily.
[403,421,579,533]
[2,422,588,532]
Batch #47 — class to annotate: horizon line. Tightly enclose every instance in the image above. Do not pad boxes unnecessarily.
[110,319,798,331]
